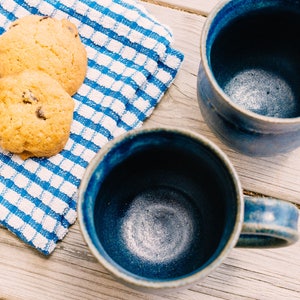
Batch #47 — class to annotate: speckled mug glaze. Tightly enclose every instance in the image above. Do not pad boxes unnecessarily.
[78,128,299,293]
[197,0,300,156]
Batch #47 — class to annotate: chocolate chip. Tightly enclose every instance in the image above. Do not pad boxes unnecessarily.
[67,25,74,33]
[36,107,46,120]
[66,25,78,38]
[10,23,19,28]
[22,89,39,104]
[39,16,49,21]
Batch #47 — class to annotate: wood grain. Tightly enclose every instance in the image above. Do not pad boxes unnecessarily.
[143,2,300,205]
[0,218,300,299]
[142,0,220,16]
[0,1,300,300]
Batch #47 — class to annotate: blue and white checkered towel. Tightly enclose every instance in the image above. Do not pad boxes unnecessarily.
[0,0,183,255]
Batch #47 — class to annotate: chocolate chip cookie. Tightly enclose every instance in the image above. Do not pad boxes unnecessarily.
[0,15,87,95]
[0,70,75,159]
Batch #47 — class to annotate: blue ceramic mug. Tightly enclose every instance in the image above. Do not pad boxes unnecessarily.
[78,128,299,293]
[197,0,300,156]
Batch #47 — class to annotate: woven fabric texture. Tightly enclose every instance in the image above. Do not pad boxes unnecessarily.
[0,0,183,255]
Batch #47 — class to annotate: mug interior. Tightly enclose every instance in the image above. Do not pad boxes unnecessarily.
[207,0,300,118]
[85,129,241,283]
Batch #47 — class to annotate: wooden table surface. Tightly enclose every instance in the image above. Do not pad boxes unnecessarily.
[1,1,300,299]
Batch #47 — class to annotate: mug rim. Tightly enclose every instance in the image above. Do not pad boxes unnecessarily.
[77,127,244,291]
[200,0,300,125]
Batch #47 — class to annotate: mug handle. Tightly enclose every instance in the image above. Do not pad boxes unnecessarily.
[236,196,299,248]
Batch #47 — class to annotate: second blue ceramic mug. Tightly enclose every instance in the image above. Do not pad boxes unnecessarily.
[197,0,300,156]
[78,128,299,293]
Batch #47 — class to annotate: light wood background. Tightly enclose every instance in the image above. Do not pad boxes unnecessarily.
[0,1,299,299]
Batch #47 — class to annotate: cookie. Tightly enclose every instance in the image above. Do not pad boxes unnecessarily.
[0,70,75,159]
[0,15,87,95]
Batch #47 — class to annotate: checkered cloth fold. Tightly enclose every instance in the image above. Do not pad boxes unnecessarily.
[0,0,183,255]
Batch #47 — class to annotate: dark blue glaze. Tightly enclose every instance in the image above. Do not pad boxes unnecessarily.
[197,70,300,155]
[83,129,240,280]
[78,128,299,292]
[197,0,300,156]
[238,196,299,247]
